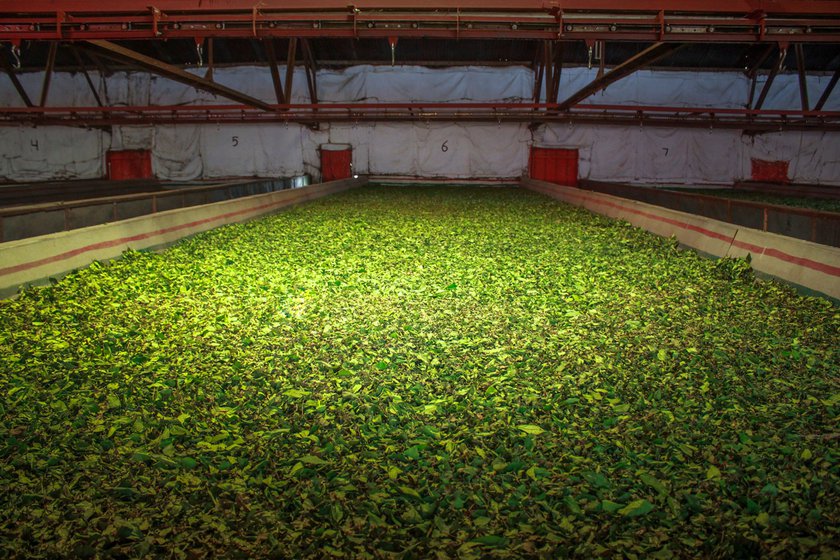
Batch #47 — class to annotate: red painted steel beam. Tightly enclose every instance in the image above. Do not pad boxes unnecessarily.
[1,4,839,42]
[1,102,838,132]
[558,42,683,110]
[5,1,840,16]
[0,101,835,114]
[1,26,838,44]
[85,39,275,111]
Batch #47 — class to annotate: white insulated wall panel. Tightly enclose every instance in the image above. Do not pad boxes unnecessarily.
[1,65,839,183]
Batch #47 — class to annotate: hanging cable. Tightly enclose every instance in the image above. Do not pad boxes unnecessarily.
[388,36,398,66]
[11,44,21,70]
[195,39,204,68]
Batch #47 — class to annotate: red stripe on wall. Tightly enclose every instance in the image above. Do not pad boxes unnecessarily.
[531,184,840,278]
[0,191,321,277]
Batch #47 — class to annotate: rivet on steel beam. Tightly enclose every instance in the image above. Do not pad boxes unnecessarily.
[609,24,617,32]
[367,22,375,29]
[665,25,672,33]
[511,24,518,30]
[312,22,320,28]
[565,24,573,32]
[411,22,418,29]
[707,26,715,33]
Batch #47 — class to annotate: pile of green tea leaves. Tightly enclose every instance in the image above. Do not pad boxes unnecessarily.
[666,188,840,213]
[1,186,838,559]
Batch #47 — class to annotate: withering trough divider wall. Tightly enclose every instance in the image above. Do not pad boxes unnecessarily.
[521,177,840,302]
[580,180,840,248]
[0,178,296,243]
[0,177,367,298]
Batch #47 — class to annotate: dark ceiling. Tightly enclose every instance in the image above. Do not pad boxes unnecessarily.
[9,38,840,74]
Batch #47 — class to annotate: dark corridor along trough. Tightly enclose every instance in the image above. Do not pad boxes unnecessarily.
[1,186,837,558]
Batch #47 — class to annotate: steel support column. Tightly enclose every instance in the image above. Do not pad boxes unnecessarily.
[264,39,286,105]
[204,38,214,81]
[745,44,775,110]
[0,47,33,107]
[539,41,563,105]
[531,44,544,104]
[795,43,809,111]
[557,42,682,110]
[754,45,788,111]
[284,38,297,105]
[39,42,57,106]
[70,45,103,106]
[814,67,840,112]
[85,39,274,111]
[300,39,318,105]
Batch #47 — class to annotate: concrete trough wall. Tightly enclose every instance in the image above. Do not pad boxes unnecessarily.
[581,180,840,248]
[0,177,367,298]
[0,178,288,243]
[522,178,840,302]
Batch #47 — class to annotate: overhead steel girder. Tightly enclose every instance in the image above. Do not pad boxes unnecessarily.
[1,103,838,132]
[84,40,274,111]
[5,1,840,16]
[1,3,840,43]
[557,42,684,110]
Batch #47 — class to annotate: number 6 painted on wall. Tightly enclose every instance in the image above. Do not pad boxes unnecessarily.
[441,140,448,153]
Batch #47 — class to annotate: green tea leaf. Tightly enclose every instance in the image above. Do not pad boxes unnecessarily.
[471,535,507,546]
[398,486,421,499]
[640,473,667,496]
[618,499,654,517]
[601,500,624,513]
[300,455,328,465]
[516,424,545,435]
